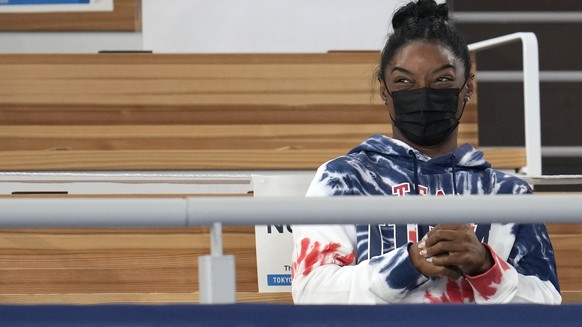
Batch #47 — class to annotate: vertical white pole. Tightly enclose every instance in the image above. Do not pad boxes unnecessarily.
[521,33,543,177]
[210,222,223,256]
[469,32,543,177]
[198,222,236,304]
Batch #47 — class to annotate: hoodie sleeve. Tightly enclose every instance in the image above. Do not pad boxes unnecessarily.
[465,176,561,304]
[465,224,561,304]
[291,163,429,304]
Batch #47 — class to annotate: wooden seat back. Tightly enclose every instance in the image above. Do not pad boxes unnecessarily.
[0,52,524,170]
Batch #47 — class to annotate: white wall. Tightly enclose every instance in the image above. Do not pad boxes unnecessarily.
[0,1,445,54]
[143,0,444,53]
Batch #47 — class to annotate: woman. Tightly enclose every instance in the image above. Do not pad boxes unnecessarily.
[291,0,561,304]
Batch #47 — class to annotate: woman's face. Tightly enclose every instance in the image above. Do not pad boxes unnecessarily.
[380,40,473,117]
[380,41,473,154]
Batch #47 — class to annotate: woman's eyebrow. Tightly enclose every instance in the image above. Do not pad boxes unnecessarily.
[391,66,414,75]
[391,64,456,75]
[431,64,456,74]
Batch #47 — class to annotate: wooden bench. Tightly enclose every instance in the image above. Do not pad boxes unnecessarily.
[0,221,292,304]
[0,53,577,304]
[0,52,524,171]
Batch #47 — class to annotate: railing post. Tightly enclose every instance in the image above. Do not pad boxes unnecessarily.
[468,32,542,177]
[198,222,236,304]
[521,33,542,177]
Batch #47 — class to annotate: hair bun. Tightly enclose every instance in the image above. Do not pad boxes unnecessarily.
[392,0,449,31]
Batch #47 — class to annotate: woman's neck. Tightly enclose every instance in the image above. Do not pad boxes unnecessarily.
[393,130,458,158]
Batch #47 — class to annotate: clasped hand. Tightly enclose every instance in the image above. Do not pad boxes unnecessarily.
[408,224,494,280]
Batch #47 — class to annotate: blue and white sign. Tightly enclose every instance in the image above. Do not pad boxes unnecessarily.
[252,174,314,293]
[267,274,292,287]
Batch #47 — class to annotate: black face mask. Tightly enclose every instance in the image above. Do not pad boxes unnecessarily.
[386,82,467,147]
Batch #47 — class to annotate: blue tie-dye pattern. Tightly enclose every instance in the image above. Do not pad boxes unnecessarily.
[371,245,425,290]
[321,135,558,291]
[507,224,560,291]
[356,225,371,262]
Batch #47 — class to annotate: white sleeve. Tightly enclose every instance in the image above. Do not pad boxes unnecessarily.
[292,223,431,304]
[291,165,429,304]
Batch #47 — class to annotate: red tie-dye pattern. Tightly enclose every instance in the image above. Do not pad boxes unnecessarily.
[465,245,510,300]
[424,278,475,303]
[425,245,508,302]
[292,237,355,278]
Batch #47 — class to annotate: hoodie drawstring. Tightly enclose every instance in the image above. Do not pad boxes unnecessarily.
[408,150,458,196]
[450,154,458,195]
[408,149,420,195]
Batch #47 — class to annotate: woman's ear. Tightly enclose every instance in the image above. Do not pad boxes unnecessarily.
[378,78,389,105]
[466,73,475,97]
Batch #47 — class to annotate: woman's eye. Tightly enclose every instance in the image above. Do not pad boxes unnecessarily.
[394,78,411,83]
[436,76,453,82]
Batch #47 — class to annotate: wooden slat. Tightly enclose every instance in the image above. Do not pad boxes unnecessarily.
[480,147,526,170]
[0,147,522,171]
[0,104,478,125]
[0,292,293,305]
[0,52,492,171]
[0,0,140,32]
[0,52,381,65]
[0,124,479,151]
[0,63,377,79]
[0,223,293,304]
[0,94,385,107]
[546,223,582,298]
[0,227,256,293]
[0,223,577,304]
[562,292,582,303]
[0,79,374,96]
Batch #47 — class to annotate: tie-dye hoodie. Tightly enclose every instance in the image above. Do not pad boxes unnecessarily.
[292,134,561,304]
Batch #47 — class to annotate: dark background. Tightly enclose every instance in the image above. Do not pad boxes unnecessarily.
[450,0,582,175]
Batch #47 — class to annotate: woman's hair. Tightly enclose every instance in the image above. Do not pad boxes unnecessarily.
[377,0,471,81]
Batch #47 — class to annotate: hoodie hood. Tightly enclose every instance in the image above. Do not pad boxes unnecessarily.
[348,134,491,172]
[314,133,527,198]
[336,134,493,196]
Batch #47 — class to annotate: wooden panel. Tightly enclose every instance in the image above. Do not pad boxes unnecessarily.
[0,104,478,125]
[0,124,479,151]
[561,292,582,303]
[0,222,292,304]
[0,226,293,304]
[0,292,293,305]
[0,0,140,32]
[0,52,470,109]
[0,52,499,171]
[0,223,578,304]
[547,223,582,299]
[0,148,524,171]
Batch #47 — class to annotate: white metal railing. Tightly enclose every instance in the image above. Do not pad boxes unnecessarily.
[468,32,542,177]
[2,195,582,303]
[477,71,582,83]
[1,195,582,227]
[454,12,582,24]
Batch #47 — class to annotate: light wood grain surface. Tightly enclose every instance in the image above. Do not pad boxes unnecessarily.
[0,52,524,171]
[0,222,577,304]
